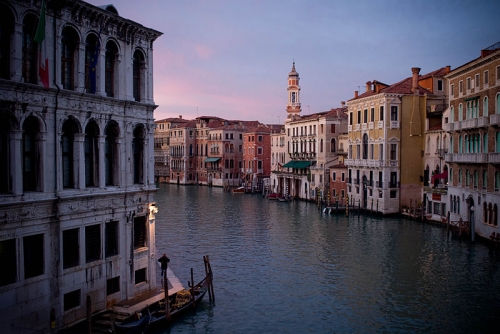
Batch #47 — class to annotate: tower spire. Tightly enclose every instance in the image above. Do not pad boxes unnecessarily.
[286,61,301,119]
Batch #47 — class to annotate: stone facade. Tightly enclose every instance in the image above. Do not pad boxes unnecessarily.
[445,43,500,238]
[0,1,161,332]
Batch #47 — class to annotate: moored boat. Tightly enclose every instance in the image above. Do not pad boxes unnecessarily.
[113,308,151,334]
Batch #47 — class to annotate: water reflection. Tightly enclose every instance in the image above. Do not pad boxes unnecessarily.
[153,184,500,333]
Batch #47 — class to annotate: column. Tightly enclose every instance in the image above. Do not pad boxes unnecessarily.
[12,22,23,81]
[98,136,105,188]
[74,133,85,189]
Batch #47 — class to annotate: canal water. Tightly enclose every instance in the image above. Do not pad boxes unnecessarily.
[153,184,500,333]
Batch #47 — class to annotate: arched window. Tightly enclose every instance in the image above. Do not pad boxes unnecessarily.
[105,41,118,97]
[62,118,79,189]
[496,93,500,114]
[85,34,99,93]
[331,138,336,153]
[483,96,488,117]
[0,111,15,193]
[133,50,145,101]
[483,133,488,153]
[189,144,193,156]
[459,103,463,120]
[133,125,145,184]
[105,121,119,186]
[488,203,493,225]
[22,14,38,84]
[320,139,323,153]
[483,170,487,190]
[230,159,234,168]
[23,116,41,191]
[61,27,79,90]
[0,6,14,79]
[450,106,454,123]
[85,121,99,187]
[225,159,229,169]
[362,134,368,159]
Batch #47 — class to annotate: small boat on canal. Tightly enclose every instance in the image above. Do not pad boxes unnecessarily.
[232,186,245,193]
[113,308,151,334]
[149,274,210,327]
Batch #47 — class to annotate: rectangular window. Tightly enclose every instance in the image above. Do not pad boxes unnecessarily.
[357,110,361,124]
[257,147,263,155]
[341,173,345,182]
[390,106,398,121]
[24,234,44,279]
[135,268,147,284]
[390,190,397,198]
[363,109,368,123]
[484,70,489,85]
[258,135,263,142]
[459,80,463,93]
[107,276,120,295]
[466,77,471,90]
[341,190,345,198]
[64,290,80,311]
[63,228,79,269]
[333,172,336,181]
[370,108,374,121]
[133,216,147,249]
[438,80,443,91]
[379,106,384,121]
[105,221,118,258]
[0,239,17,286]
[370,144,374,159]
[451,84,454,95]
[475,74,479,88]
[331,124,336,133]
[85,224,101,263]
[497,66,500,81]
[390,144,397,160]
[349,112,353,125]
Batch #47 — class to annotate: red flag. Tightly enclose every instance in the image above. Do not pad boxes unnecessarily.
[34,0,49,88]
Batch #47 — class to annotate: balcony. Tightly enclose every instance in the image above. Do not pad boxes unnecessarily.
[354,124,360,131]
[424,185,448,195]
[462,118,478,130]
[491,114,500,126]
[443,122,454,132]
[377,121,384,129]
[348,125,352,131]
[368,122,374,130]
[477,116,489,127]
[388,181,400,188]
[489,153,500,164]
[436,149,448,158]
[445,153,488,163]
[375,181,382,188]
[390,121,399,129]
[362,123,367,130]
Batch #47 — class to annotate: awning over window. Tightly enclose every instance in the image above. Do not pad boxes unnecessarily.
[431,171,448,180]
[205,157,221,163]
[282,161,314,169]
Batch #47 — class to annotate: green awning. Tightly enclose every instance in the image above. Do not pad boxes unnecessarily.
[205,157,221,163]
[282,161,313,169]
[465,96,480,101]
[294,161,313,169]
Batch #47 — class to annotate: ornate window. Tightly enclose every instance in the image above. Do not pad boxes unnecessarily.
[22,14,38,84]
[133,50,145,101]
[85,34,99,93]
[61,27,79,90]
[105,121,119,186]
[105,41,118,97]
[62,118,79,189]
[23,116,41,191]
[85,121,99,187]
[0,6,14,79]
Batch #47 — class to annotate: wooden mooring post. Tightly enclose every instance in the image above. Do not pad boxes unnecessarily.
[203,255,215,303]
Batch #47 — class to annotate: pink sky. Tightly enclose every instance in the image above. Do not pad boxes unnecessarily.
[86,0,500,123]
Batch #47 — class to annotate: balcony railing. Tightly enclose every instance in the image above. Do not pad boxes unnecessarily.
[390,121,399,129]
[462,118,478,130]
[436,149,448,158]
[443,122,454,132]
[388,181,400,188]
[489,153,500,163]
[362,123,367,130]
[377,121,384,129]
[491,114,500,126]
[445,153,488,163]
[477,116,489,127]
[368,122,374,130]
[354,124,360,131]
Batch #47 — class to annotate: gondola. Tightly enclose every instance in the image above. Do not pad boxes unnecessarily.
[113,308,151,334]
[149,274,210,326]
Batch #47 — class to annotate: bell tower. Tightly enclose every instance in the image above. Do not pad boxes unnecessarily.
[286,62,301,119]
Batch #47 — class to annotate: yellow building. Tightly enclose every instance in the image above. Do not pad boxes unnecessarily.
[346,67,449,214]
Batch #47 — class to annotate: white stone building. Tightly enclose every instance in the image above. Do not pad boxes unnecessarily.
[0,1,161,332]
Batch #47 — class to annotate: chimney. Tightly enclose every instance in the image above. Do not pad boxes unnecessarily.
[341,101,345,108]
[366,81,372,92]
[179,115,182,119]
[354,91,358,98]
[445,65,451,74]
[411,67,421,93]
